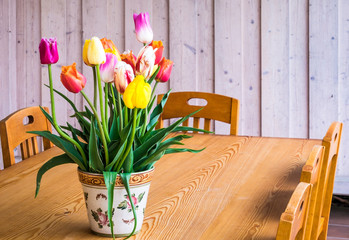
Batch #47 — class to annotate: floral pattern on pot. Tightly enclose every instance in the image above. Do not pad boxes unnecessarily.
[117,192,145,212]
[91,208,115,229]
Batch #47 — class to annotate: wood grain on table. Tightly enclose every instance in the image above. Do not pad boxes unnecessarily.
[0,134,320,239]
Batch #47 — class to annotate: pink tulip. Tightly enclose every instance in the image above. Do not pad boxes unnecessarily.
[156,57,173,83]
[39,38,59,64]
[99,53,118,83]
[133,12,153,44]
[60,63,86,93]
[135,46,156,79]
[114,61,134,94]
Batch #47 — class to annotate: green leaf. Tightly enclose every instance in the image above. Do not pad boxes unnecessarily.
[147,66,161,85]
[165,147,206,154]
[35,154,75,197]
[147,89,171,131]
[120,173,137,239]
[39,106,54,126]
[105,139,128,171]
[45,84,78,112]
[28,131,86,170]
[173,126,213,134]
[103,171,118,240]
[122,151,133,173]
[134,108,203,163]
[89,118,104,173]
[109,113,120,141]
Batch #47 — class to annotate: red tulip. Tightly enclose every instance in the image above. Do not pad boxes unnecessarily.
[149,40,164,65]
[156,58,173,83]
[39,38,59,64]
[60,63,86,93]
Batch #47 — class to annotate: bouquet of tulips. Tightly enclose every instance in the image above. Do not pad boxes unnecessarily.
[33,12,206,238]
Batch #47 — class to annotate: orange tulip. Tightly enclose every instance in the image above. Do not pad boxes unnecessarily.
[60,63,86,93]
[120,50,136,72]
[100,38,121,61]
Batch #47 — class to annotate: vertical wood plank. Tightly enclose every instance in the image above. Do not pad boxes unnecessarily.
[309,0,338,139]
[82,0,108,102]
[197,0,214,93]
[289,0,309,138]
[214,0,242,135]
[241,0,261,136]
[152,0,170,96]
[169,0,197,91]
[107,0,125,51]
[41,0,67,127]
[66,0,83,127]
[16,0,26,110]
[261,0,289,137]
[338,0,349,178]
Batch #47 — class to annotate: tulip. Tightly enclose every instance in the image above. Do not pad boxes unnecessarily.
[60,63,87,93]
[123,75,151,109]
[114,61,134,94]
[121,50,136,73]
[149,40,164,65]
[156,58,173,83]
[82,39,93,66]
[86,37,106,65]
[100,38,121,61]
[39,38,59,64]
[135,46,156,79]
[99,53,118,83]
[133,12,153,44]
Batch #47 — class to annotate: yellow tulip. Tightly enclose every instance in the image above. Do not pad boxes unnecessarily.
[87,37,106,65]
[123,75,151,109]
[82,39,92,66]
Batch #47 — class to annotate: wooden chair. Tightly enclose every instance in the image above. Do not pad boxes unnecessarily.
[0,106,52,168]
[157,92,239,135]
[276,182,311,240]
[311,122,343,240]
[299,145,325,240]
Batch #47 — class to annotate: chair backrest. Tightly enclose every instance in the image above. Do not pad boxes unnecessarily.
[311,122,342,240]
[0,106,52,168]
[157,92,239,135]
[276,182,311,240]
[299,145,325,240]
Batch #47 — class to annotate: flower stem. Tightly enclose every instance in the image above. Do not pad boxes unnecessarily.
[141,107,148,136]
[81,90,109,165]
[116,90,124,130]
[48,64,88,167]
[104,82,109,128]
[96,65,110,143]
[92,66,97,108]
[115,108,138,172]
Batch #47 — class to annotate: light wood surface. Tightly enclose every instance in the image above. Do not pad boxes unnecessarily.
[157,92,239,135]
[0,134,320,239]
[1,0,349,194]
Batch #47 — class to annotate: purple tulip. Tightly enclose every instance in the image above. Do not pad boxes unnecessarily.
[39,38,59,64]
[133,12,153,44]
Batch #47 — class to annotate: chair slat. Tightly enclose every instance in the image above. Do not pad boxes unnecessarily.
[204,118,211,133]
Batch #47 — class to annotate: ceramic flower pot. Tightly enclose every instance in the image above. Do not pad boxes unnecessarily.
[77,168,155,237]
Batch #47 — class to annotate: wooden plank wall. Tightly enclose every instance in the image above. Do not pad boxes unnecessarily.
[0,0,348,193]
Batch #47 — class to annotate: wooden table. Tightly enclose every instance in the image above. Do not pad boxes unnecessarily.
[0,134,321,239]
